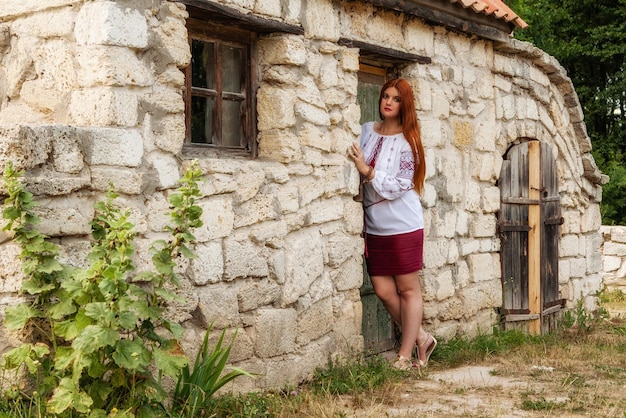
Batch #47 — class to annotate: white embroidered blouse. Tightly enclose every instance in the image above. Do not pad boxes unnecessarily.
[359,121,424,236]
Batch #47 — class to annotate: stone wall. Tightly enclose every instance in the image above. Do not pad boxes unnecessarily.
[600,226,626,293]
[0,0,605,391]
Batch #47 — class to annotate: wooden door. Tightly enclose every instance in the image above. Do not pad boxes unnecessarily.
[357,64,398,353]
[499,141,564,334]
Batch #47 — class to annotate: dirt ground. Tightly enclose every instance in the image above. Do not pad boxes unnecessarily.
[336,308,626,417]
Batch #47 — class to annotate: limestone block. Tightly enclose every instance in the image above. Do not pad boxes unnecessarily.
[0,243,23,293]
[442,152,463,203]
[257,86,296,130]
[223,235,269,280]
[150,114,185,155]
[296,296,333,345]
[298,176,324,206]
[263,65,300,84]
[602,241,626,258]
[481,185,500,213]
[301,0,339,41]
[422,183,437,209]
[0,125,51,171]
[151,3,191,68]
[300,123,331,152]
[405,22,435,57]
[560,234,582,257]
[258,130,302,163]
[295,101,330,127]
[249,220,288,248]
[196,283,241,329]
[333,298,362,349]
[432,90,450,119]
[11,8,75,38]
[569,256,586,278]
[461,280,501,317]
[474,103,496,151]
[141,87,185,115]
[254,308,297,357]
[464,181,481,212]
[437,297,465,321]
[195,196,234,242]
[580,203,602,233]
[234,169,265,203]
[188,241,224,285]
[453,120,474,148]
[144,193,170,232]
[434,210,456,238]
[75,2,148,49]
[435,269,456,300]
[470,214,496,238]
[281,228,324,306]
[21,79,66,114]
[235,193,278,228]
[81,127,143,167]
[460,238,480,256]
[70,89,138,127]
[558,258,571,285]
[455,209,469,236]
[423,238,449,269]
[307,197,344,225]
[238,279,281,312]
[76,46,152,87]
[33,195,95,236]
[333,256,363,291]
[24,170,90,196]
[148,153,180,190]
[271,184,299,214]
[609,226,626,243]
[324,233,360,268]
[259,35,306,66]
[339,48,359,72]
[467,252,496,283]
[0,0,79,19]
[367,9,405,49]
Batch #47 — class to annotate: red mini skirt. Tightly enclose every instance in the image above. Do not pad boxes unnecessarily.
[365,229,424,276]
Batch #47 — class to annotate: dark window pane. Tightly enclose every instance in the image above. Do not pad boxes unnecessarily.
[191,40,214,89]
[222,45,243,93]
[357,80,382,125]
[191,96,215,144]
[222,99,243,147]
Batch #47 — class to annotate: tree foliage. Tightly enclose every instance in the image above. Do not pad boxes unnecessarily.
[508,0,626,224]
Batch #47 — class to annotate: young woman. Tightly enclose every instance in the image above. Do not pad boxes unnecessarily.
[348,78,436,370]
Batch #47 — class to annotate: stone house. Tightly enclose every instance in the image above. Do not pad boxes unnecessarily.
[0,0,606,391]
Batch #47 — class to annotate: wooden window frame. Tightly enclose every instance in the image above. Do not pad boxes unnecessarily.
[183,18,258,158]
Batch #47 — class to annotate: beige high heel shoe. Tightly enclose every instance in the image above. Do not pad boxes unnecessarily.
[416,334,437,367]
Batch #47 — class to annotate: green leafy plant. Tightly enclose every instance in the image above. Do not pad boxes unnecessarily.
[172,324,255,416]
[0,161,204,417]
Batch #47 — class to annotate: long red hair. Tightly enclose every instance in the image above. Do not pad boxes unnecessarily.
[378,78,425,195]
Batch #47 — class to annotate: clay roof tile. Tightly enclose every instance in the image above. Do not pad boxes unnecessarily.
[451,0,528,29]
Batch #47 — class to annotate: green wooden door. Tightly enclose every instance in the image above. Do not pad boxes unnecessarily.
[357,67,397,353]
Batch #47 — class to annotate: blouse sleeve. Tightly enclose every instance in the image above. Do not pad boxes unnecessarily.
[370,148,415,200]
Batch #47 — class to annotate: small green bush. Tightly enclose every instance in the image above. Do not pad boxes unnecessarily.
[0,161,213,417]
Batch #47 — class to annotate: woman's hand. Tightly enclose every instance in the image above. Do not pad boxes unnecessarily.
[348,142,367,173]
[348,142,375,181]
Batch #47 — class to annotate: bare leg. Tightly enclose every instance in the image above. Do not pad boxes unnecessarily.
[371,272,428,360]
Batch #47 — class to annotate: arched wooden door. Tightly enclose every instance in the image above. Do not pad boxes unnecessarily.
[498,140,564,334]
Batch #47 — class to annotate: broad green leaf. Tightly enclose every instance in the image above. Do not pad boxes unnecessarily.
[155,287,185,303]
[38,257,63,274]
[4,304,41,330]
[178,244,196,259]
[53,346,77,371]
[84,302,115,325]
[117,310,138,330]
[112,339,151,371]
[47,377,79,414]
[49,292,77,320]
[73,325,119,353]
[20,278,55,295]
[54,318,79,341]
[153,345,188,379]
[2,344,36,370]
[168,193,183,206]
[163,319,184,340]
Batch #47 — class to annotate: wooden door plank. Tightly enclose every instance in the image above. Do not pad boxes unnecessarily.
[527,141,541,335]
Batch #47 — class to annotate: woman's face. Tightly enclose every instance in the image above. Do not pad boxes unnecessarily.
[380,86,401,120]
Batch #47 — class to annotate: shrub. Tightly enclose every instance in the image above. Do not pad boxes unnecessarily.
[0,161,204,417]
